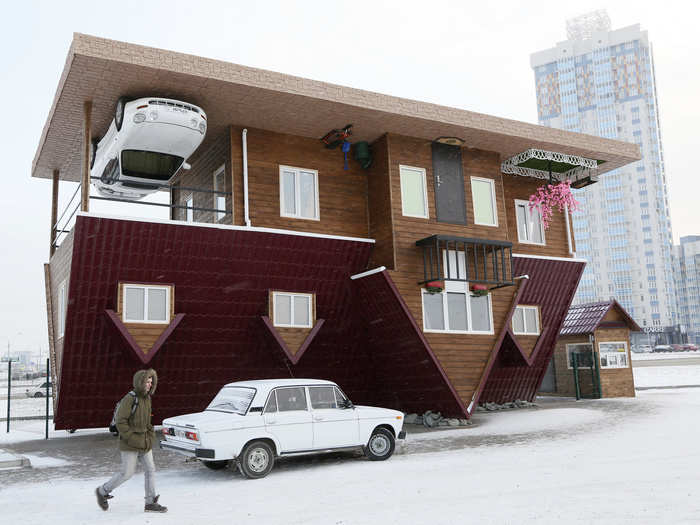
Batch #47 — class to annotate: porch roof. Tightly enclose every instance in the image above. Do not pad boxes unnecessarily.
[33,33,641,183]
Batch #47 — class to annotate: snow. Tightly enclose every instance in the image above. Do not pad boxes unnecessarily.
[631,350,700,361]
[633,364,700,388]
[2,366,700,523]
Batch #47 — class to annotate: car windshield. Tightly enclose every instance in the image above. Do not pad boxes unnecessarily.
[121,150,184,181]
[206,387,256,415]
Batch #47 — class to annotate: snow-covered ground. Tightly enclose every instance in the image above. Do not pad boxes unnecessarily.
[631,350,700,361]
[2,367,699,524]
[633,364,700,388]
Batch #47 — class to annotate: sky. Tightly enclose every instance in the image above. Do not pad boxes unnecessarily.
[1,0,698,353]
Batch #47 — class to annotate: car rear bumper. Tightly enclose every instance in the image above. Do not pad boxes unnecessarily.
[159,440,215,459]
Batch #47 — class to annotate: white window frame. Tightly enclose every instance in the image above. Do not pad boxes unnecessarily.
[512,305,540,335]
[515,199,545,245]
[122,284,171,324]
[279,165,320,221]
[213,164,227,222]
[471,176,498,227]
[566,343,594,369]
[421,284,494,335]
[272,292,313,328]
[185,194,194,223]
[58,280,67,339]
[598,341,630,369]
[399,165,429,219]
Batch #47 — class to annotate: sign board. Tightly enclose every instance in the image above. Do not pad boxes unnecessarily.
[1,356,19,363]
[642,327,664,334]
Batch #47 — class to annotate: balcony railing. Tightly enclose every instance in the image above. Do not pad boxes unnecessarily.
[415,235,514,288]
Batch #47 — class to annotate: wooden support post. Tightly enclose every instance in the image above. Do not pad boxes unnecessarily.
[81,100,92,212]
[50,169,59,257]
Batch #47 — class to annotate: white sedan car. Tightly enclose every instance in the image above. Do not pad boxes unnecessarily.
[91,96,207,200]
[160,379,406,478]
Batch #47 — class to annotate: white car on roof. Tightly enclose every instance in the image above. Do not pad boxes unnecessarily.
[91,96,207,200]
[160,379,405,478]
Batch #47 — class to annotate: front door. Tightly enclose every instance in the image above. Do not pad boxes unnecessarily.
[263,386,313,453]
[308,386,360,449]
[432,142,467,224]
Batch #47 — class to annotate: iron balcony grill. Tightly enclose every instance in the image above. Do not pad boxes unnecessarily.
[415,235,514,289]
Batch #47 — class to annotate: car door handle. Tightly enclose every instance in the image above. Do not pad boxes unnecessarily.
[313,416,325,422]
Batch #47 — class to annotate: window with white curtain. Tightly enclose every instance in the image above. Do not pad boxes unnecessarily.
[279,166,319,220]
[422,286,493,334]
[122,284,171,324]
[515,199,545,245]
[273,292,313,328]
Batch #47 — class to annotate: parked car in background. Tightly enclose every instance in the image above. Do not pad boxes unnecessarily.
[160,379,406,478]
[654,345,673,353]
[682,343,699,351]
[638,345,653,353]
[25,382,52,398]
[91,96,207,200]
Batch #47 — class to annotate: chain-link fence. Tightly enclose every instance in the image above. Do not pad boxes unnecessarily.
[1,359,52,436]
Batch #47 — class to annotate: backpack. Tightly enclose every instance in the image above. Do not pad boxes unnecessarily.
[109,391,138,435]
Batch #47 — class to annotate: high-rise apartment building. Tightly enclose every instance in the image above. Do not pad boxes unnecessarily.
[530,11,676,335]
[673,236,700,344]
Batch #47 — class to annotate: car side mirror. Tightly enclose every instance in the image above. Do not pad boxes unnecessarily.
[342,399,354,410]
[182,162,191,170]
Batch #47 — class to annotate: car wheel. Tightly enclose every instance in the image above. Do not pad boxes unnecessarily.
[238,440,274,479]
[115,96,128,131]
[364,428,395,461]
[202,460,229,470]
[33,392,44,398]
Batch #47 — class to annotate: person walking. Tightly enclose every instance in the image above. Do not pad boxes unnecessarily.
[95,368,167,513]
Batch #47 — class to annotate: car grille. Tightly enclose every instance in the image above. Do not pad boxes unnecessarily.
[149,99,200,114]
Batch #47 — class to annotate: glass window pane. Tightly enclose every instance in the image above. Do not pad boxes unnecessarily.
[264,392,277,413]
[299,171,317,218]
[401,168,426,217]
[125,288,145,321]
[275,295,292,325]
[276,387,307,411]
[444,250,466,280]
[530,210,544,243]
[447,293,467,331]
[423,293,445,330]
[472,179,496,225]
[516,204,529,240]
[147,288,167,321]
[309,387,337,409]
[186,196,193,222]
[524,308,538,333]
[293,296,310,326]
[470,295,491,332]
[282,171,296,215]
[512,308,525,333]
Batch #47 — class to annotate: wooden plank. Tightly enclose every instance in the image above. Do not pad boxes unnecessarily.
[81,101,91,212]
[50,169,59,257]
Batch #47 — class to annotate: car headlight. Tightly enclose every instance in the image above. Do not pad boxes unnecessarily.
[133,112,146,123]
[190,118,198,128]
[149,111,158,121]
[199,121,206,134]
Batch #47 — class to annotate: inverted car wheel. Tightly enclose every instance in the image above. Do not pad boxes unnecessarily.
[33,392,44,398]
[365,428,395,461]
[202,460,229,470]
[238,440,274,479]
[115,97,128,131]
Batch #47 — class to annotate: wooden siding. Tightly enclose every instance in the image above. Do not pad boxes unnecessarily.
[594,327,636,398]
[366,134,395,269]
[48,228,75,384]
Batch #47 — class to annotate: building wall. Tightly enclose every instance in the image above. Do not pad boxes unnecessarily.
[594,326,635,397]
[531,22,676,332]
[48,228,74,386]
[673,236,700,344]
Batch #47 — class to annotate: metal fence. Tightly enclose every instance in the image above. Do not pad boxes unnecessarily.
[1,359,52,439]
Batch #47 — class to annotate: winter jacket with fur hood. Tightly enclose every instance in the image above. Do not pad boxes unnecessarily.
[115,369,157,452]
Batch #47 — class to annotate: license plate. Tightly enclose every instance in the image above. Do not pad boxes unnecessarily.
[175,429,186,438]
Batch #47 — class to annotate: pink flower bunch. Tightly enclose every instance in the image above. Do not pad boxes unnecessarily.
[528,181,580,229]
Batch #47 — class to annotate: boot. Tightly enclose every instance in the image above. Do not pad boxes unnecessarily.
[145,494,168,513]
[95,487,113,511]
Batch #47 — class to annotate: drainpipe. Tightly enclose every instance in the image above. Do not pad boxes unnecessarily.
[564,204,574,256]
[242,129,251,227]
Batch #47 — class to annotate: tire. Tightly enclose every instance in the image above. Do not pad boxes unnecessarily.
[364,428,395,461]
[33,392,44,398]
[115,96,128,131]
[202,460,229,470]
[238,440,274,479]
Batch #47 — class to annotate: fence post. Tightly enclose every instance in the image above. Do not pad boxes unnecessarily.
[572,353,581,401]
[6,360,11,432]
[45,358,50,439]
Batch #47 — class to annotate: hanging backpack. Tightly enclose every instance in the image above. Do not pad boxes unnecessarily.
[109,391,138,436]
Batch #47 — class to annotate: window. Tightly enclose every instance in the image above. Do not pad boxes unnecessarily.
[58,280,67,339]
[309,386,338,409]
[471,177,498,226]
[399,165,428,218]
[279,166,319,220]
[599,341,629,368]
[515,200,545,244]
[213,164,227,221]
[422,284,493,334]
[122,284,171,324]
[272,292,313,328]
[185,194,194,222]
[275,387,307,412]
[566,343,593,369]
[121,150,183,180]
[512,306,540,335]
